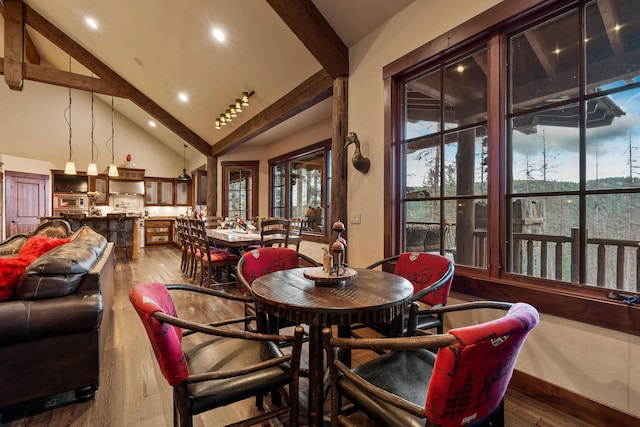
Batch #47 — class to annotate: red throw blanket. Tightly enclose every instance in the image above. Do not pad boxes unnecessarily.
[0,235,70,302]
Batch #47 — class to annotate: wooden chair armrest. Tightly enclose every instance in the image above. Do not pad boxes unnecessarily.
[166,283,253,303]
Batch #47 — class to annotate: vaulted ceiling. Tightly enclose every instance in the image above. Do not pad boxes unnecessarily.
[0,0,415,160]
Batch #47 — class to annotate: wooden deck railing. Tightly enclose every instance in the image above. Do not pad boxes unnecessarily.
[508,229,640,291]
[408,224,639,291]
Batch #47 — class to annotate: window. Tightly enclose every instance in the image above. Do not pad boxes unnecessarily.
[389,0,640,295]
[400,48,488,268]
[222,161,258,221]
[269,140,331,239]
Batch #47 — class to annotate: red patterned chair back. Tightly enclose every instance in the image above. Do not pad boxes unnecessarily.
[425,303,539,425]
[129,282,189,387]
[239,247,300,293]
[394,252,453,306]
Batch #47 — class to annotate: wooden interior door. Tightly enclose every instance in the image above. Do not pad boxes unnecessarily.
[5,171,49,237]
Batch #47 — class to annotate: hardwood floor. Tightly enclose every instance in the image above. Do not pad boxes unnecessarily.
[0,245,594,427]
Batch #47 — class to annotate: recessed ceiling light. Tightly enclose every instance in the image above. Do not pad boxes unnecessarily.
[85,17,98,30]
[148,120,157,128]
[178,92,189,103]
[212,28,225,42]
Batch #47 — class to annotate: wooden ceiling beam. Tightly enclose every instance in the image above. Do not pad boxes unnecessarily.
[0,2,40,65]
[3,0,24,90]
[598,0,624,56]
[211,69,333,156]
[267,0,348,79]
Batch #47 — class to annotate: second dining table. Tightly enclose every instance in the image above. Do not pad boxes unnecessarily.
[206,228,261,253]
[250,267,414,426]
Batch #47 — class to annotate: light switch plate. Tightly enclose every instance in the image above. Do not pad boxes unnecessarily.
[351,213,361,224]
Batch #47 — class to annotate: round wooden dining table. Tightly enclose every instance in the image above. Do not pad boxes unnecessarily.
[250,267,414,426]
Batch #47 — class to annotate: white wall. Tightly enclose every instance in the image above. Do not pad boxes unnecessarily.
[0,79,183,177]
[345,0,639,418]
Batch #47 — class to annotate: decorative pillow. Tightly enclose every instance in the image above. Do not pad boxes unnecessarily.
[18,235,70,263]
[0,256,31,302]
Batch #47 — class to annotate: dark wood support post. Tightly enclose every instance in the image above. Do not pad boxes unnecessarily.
[330,76,348,253]
[206,155,217,217]
[3,0,25,91]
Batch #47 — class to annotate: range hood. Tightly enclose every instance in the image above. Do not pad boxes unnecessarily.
[109,179,145,195]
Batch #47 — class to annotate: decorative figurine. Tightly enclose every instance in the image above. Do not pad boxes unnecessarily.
[344,132,371,174]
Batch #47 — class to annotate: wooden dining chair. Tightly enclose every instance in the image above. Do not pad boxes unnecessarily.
[175,217,189,273]
[245,218,290,252]
[259,218,290,247]
[353,252,454,338]
[323,301,539,427]
[191,219,239,287]
[236,247,318,333]
[288,217,303,252]
[129,282,303,427]
[185,218,202,279]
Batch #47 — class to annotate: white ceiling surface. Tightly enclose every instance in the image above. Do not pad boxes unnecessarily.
[5,1,415,160]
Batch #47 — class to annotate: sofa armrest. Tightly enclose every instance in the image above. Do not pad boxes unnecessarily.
[0,293,102,347]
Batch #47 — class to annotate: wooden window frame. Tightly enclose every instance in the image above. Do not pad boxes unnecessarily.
[383,0,640,336]
[221,161,259,220]
[268,140,332,243]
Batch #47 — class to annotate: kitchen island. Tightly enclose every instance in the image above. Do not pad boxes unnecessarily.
[40,216,140,259]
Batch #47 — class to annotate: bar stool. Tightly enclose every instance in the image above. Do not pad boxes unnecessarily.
[107,213,129,260]
[62,212,86,232]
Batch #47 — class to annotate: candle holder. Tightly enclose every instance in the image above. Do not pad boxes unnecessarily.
[303,220,357,286]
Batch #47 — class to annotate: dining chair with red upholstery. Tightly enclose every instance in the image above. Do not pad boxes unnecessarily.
[323,301,539,427]
[357,252,454,337]
[175,217,189,274]
[129,282,303,427]
[191,219,239,287]
[237,247,318,333]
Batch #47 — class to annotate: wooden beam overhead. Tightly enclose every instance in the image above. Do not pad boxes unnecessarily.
[0,2,40,65]
[267,0,348,79]
[3,0,24,90]
[211,69,333,156]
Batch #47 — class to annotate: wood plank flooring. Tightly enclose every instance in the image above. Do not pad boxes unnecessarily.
[0,245,594,427]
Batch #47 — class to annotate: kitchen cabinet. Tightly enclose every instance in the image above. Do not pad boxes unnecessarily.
[115,167,145,181]
[145,178,174,205]
[88,174,109,205]
[145,219,173,245]
[175,180,191,206]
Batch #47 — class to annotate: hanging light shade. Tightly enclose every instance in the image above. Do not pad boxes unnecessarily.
[87,89,98,176]
[107,96,119,177]
[64,57,76,175]
[178,144,192,181]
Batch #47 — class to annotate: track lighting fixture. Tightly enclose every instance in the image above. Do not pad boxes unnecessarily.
[213,91,254,129]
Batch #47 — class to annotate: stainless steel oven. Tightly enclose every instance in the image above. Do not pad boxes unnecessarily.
[53,193,89,216]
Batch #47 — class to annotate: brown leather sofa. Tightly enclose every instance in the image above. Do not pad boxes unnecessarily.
[0,227,115,410]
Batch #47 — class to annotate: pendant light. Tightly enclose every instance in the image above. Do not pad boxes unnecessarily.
[178,144,191,181]
[63,57,76,175]
[107,97,119,177]
[86,87,98,176]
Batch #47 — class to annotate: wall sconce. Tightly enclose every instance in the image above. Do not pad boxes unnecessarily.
[213,91,254,129]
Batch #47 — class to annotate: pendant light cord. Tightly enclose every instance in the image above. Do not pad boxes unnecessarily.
[106,97,115,164]
[64,58,73,162]
[90,90,98,163]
